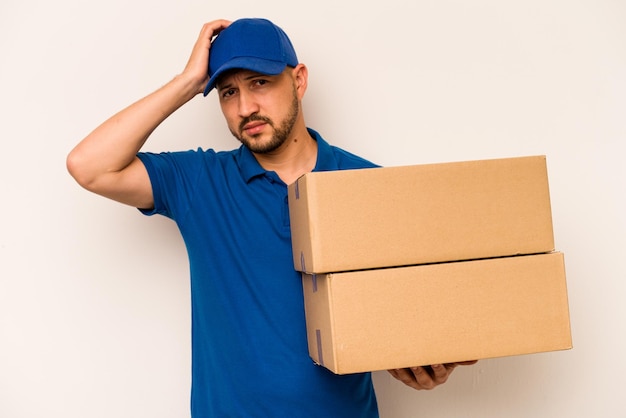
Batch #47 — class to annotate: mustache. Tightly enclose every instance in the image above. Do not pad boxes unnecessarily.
[239,114,273,133]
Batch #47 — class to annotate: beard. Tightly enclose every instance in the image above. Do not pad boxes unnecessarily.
[230,89,300,154]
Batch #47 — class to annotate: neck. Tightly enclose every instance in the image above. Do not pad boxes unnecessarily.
[253,126,318,185]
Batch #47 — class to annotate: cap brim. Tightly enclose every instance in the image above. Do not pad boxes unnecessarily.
[203,57,288,96]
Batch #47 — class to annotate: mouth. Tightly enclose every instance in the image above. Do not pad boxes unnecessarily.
[240,115,273,137]
[242,121,267,136]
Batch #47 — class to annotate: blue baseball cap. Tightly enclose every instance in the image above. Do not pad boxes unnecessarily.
[203,18,299,96]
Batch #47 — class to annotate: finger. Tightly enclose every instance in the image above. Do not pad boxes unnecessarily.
[388,368,414,385]
[455,360,478,366]
[430,364,452,384]
[194,19,231,58]
[388,368,423,390]
[201,19,232,42]
[410,366,438,390]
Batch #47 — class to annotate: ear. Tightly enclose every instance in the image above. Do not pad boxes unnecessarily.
[292,63,308,99]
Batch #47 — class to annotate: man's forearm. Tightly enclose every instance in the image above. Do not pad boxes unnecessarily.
[66,73,199,189]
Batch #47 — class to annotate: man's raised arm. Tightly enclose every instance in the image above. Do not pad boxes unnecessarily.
[66,20,231,209]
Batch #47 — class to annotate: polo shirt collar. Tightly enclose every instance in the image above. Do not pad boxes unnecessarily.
[237,127,340,183]
[237,144,266,183]
[309,128,340,173]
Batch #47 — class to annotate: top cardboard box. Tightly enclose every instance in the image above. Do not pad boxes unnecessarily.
[288,156,554,273]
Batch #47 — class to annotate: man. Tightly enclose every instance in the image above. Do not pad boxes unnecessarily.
[67,18,474,417]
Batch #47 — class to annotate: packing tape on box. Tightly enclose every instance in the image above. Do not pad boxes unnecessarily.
[315,329,324,367]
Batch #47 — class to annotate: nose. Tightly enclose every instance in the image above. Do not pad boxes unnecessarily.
[237,90,260,118]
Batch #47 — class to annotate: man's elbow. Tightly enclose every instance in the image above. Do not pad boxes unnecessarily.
[66,149,98,191]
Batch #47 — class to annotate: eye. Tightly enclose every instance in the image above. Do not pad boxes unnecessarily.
[221,88,236,98]
[254,79,269,87]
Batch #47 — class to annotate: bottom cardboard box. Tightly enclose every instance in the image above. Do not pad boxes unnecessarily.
[302,252,572,374]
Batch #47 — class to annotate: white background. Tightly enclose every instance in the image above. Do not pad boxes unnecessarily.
[1,0,625,417]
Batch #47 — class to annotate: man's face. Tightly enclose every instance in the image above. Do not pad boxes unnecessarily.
[216,68,300,154]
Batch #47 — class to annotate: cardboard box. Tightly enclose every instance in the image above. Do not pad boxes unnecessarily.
[302,252,572,374]
[289,156,554,273]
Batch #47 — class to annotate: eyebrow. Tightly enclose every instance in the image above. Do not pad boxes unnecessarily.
[217,71,273,91]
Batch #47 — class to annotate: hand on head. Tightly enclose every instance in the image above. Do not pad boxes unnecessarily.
[182,19,232,95]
